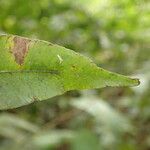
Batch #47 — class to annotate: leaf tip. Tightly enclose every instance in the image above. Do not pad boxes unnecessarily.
[132,78,140,86]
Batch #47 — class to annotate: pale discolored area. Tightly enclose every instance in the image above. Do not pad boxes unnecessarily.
[0,73,63,109]
[0,34,140,109]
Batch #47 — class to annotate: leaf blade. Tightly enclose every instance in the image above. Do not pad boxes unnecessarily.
[0,34,140,109]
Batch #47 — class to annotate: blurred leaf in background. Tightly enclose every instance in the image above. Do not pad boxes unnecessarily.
[0,0,149,150]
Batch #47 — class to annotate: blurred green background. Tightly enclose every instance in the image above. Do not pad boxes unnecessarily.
[0,0,150,150]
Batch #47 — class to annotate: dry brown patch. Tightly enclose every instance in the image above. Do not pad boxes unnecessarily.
[12,36,30,65]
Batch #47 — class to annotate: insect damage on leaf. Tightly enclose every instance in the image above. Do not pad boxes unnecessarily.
[12,36,30,65]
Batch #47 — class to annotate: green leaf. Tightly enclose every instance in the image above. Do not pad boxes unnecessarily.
[0,34,140,109]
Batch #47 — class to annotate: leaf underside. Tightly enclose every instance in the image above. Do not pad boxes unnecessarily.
[0,34,140,109]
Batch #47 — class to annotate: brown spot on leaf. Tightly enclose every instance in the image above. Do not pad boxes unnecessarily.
[32,96,39,102]
[12,36,30,65]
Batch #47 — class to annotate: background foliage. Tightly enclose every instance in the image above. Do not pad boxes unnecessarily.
[0,0,150,150]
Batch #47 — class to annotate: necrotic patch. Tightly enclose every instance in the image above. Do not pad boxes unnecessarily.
[12,36,30,65]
